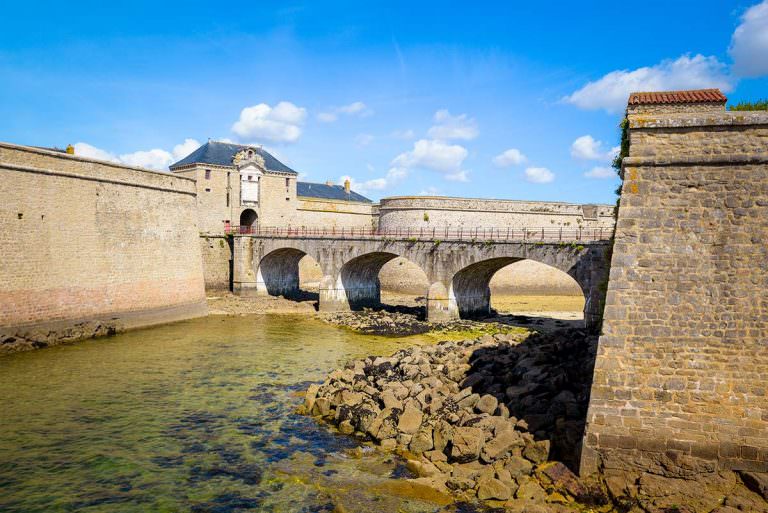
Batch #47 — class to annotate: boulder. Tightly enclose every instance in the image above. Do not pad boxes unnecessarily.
[516,476,547,501]
[523,439,550,464]
[481,428,523,462]
[739,471,768,500]
[409,427,434,454]
[304,384,320,412]
[504,456,534,478]
[397,402,423,434]
[476,477,512,501]
[450,426,484,463]
[433,420,454,452]
[379,389,403,410]
[537,462,587,499]
[475,394,499,415]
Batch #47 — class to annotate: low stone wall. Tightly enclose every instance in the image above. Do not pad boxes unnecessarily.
[0,143,207,353]
[294,197,375,228]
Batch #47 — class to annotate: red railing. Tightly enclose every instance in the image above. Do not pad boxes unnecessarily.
[225,225,610,242]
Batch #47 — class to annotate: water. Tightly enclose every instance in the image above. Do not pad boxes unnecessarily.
[0,315,458,513]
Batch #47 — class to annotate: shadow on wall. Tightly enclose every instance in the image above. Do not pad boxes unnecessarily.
[463,329,598,471]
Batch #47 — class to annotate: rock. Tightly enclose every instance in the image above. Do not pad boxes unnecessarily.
[481,428,523,462]
[516,477,547,501]
[523,439,550,464]
[425,449,447,463]
[406,459,440,478]
[433,421,454,452]
[338,420,354,434]
[305,384,320,412]
[537,462,587,499]
[740,471,768,500]
[379,389,403,410]
[380,438,397,450]
[312,397,332,417]
[368,408,399,441]
[505,456,534,478]
[457,393,480,409]
[450,427,484,463]
[476,477,512,501]
[397,403,423,434]
[475,394,499,415]
[446,477,476,492]
[409,426,434,454]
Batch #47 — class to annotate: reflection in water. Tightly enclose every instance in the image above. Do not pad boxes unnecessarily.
[0,315,463,513]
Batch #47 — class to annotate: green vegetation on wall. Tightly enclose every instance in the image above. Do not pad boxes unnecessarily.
[728,99,768,111]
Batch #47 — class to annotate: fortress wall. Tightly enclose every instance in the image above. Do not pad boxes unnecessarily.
[582,111,768,475]
[378,196,615,232]
[200,236,233,291]
[0,143,207,351]
[294,198,375,228]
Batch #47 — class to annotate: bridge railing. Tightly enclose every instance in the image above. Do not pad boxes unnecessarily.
[225,225,611,242]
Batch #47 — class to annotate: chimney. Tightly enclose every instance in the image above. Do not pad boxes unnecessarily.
[326,180,334,186]
[66,144,75,155]
[344,179,351,194]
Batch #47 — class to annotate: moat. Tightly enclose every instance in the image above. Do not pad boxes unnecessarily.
[0,315,478,513]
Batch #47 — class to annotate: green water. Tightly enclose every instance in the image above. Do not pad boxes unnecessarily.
[0,315,453,513]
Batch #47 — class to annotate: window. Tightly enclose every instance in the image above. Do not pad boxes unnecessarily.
[205,188,211,192]
[204,169,211,180]
[285,178,290,191]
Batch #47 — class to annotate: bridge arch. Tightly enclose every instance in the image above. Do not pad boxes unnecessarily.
[450,257,586,320]
[255,246,320,300]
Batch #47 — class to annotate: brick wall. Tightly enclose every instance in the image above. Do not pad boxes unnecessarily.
[0,143,207,339]
[582,110,768,474]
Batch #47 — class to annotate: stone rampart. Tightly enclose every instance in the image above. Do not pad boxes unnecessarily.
[582,111,768,474]
[378,196,615,232]
[0,143,207,352]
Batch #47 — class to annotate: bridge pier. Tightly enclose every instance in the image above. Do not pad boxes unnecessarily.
[425,281,459,322]
[232,236,260,297]
[318,275,351,312]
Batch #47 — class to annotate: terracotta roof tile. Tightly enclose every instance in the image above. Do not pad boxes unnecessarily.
[628,89,727,105]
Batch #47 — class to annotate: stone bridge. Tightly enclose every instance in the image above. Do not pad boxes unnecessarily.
[232,231,612,330]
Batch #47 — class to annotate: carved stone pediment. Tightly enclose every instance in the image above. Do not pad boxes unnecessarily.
[233,147,266,172]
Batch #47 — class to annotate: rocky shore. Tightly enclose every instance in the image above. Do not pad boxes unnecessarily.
[301,330,768,512]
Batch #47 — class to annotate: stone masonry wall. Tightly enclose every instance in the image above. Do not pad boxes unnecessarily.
[378,196,615,232]
[0,143,207,350]
[294,198,375,229]
[200,235,233,290]
[582,111,768,475]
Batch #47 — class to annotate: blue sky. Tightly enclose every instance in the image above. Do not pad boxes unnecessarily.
[2,1,767,204]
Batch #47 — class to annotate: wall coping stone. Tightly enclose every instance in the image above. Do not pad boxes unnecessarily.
[629,111,768,129]
[624,154,768,168]
[0,141,197,182]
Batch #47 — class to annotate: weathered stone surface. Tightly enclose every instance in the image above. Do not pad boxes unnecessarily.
[397,403,423,434]
[740,471,768,500]
[475,394,499,415]
[451,427,484,463]
[523,439,550,464]
[481,428,522,462]
[476,477,512,501]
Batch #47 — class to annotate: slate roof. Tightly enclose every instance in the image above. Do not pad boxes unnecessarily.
[628,89,727,105]
[169,141,297,174]
[297,181,372,203]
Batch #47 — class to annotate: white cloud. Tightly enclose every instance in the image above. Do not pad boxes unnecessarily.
[418,186,441,196]
[427,109,479,141]
[119,148,173,170]
[73,138,203,171]
[73,142,119,163]
[584,166,616,179]
[393,139,468,176]
[524,167,554,184]
[172,138,201,160]
[391,129,415,140]
[570,135,618,162]
[730,1,768,77]
[564,54,733,113]
[340,166,406,194]
[318,101,372,122]
[232,101,306,143]
[355,133,374,146]
[493,148,527,167]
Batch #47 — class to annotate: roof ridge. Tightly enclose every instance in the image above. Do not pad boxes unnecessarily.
[628,89,727,105]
